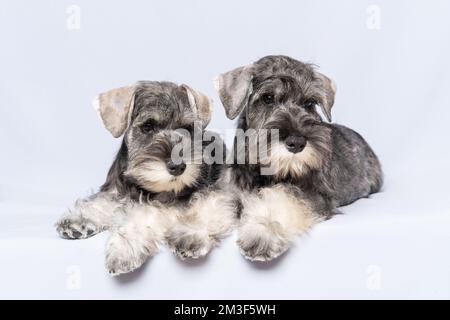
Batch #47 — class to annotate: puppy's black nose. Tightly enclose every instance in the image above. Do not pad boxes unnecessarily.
[166,160,186,176]
[285,136,307,153]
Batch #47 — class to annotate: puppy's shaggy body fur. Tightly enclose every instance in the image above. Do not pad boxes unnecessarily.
[215,55,382,261]
[56,81,237,275]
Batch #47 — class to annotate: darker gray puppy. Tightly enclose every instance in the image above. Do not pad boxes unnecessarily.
[56,81,237,275]
[215,55,382,261]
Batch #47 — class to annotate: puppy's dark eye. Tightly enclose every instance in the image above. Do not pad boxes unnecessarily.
[262,93,275,105]
[304,99,317,110]
[141,120,155,133]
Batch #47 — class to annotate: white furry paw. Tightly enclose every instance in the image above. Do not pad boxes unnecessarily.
[237,221,290,262]
[167,232,215,260]
[56,217,100,240]
[105,233,154,276]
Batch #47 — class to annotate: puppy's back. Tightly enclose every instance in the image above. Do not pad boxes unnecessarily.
[328,124,383,206]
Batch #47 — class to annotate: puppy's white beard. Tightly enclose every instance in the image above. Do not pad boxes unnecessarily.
[260,142,321,178]
[125,161,200,194]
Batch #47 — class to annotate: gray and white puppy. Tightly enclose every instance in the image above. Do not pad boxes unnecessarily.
[56,81,236,275]
[215,55,382,261]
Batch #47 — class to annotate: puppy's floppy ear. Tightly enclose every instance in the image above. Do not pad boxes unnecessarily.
[93,86,136,138]
[315,72,336,122]
[214,66,253,120]
[181,84,213,128]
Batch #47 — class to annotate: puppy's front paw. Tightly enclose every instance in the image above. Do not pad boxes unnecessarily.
[167,232,215,260]
[237,222,290,262]
[55,216,99,240]
[105,233,154,276]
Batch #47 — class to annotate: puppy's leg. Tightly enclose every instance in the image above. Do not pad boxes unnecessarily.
[105,203,171,276]
[237,184,325,262]
[167,190,238,260]
[55,192,121,240]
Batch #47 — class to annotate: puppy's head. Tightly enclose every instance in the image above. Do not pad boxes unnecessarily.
[95,81,214,195]
[215,55,335,179]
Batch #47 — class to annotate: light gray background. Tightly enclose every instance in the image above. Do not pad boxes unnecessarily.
[1,0,449,299]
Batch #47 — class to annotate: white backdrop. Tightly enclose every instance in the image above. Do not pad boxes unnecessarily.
[1,0,449,299]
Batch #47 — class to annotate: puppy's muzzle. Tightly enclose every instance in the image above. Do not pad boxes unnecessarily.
[166,160,186,176]
[285,135,307,153]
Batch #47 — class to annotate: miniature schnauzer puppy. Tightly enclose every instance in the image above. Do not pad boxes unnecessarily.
[214,55,383,261]
[55,81,236,275]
